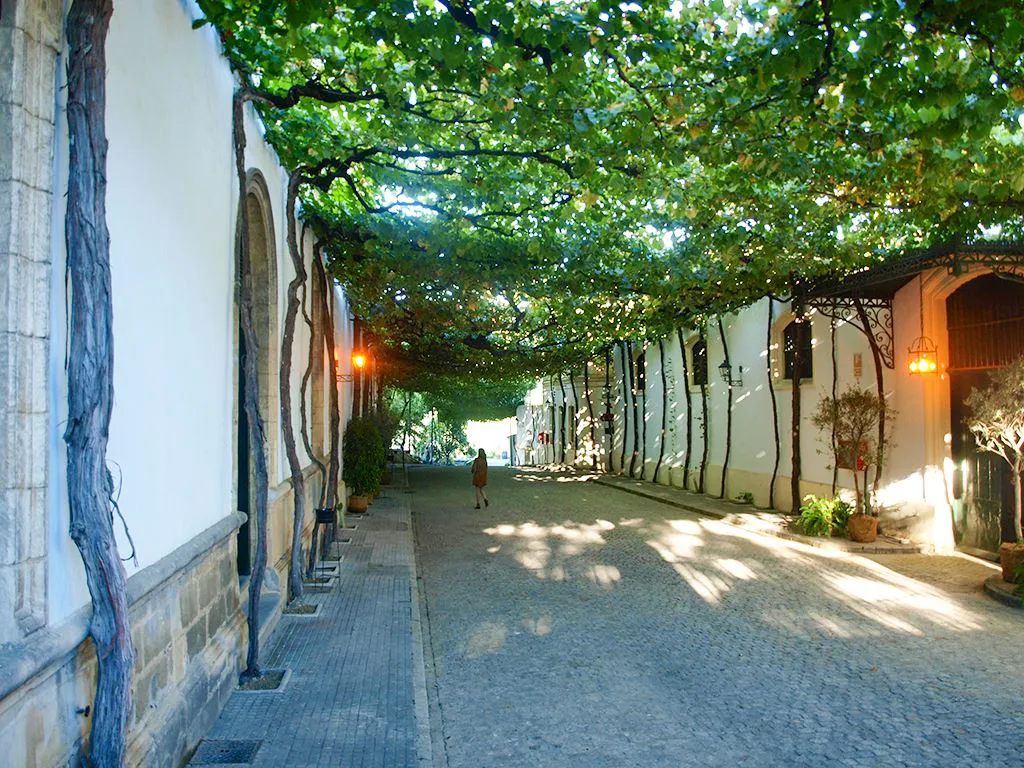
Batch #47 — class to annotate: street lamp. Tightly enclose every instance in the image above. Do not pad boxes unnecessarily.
[718,360,743,387]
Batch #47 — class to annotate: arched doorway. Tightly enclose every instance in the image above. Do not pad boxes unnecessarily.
[947,273,1024,555]
[235,173,278,576]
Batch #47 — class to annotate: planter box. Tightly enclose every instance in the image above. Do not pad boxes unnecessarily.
[999,543,1024,584]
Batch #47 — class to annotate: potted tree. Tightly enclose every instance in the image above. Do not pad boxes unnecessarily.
[811,386,894,543]
[343,416,386,514]
[965,356,1024,583]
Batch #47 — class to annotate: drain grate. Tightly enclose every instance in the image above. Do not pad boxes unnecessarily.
[191,739,261,765]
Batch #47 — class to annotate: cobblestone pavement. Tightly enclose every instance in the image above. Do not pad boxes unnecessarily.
[413,466,1024,768]
[191,490,420,768]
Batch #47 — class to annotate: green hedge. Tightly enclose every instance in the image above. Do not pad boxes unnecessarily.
[342,417,386,496]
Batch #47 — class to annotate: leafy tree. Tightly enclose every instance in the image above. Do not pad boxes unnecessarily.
[811,386,895,517]
[965,357,1024,541]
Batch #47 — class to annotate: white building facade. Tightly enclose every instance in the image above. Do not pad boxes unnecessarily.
[519,247,1024,559]
[0,1,358,765]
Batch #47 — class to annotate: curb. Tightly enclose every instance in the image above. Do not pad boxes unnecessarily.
[983,575,1023,609]
[592,477,929,555]
[404,474,435,768]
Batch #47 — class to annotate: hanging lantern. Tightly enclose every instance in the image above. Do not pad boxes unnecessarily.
[907,336,938,374]
[907,275,938,375]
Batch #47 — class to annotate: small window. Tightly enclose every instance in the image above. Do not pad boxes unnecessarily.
[691,340,708,386]
[635,352,646,395]
[783,321,813,380]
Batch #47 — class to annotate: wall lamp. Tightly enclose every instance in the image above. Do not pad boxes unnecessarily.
[718,360,743,387]
[336,350,368,382]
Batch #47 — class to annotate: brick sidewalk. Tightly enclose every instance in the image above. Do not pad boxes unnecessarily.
[190,485,427,767]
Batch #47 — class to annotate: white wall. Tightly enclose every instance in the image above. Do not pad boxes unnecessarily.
[46,0,351,621]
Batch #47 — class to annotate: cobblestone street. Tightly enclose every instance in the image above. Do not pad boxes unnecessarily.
[414,466,1024,768]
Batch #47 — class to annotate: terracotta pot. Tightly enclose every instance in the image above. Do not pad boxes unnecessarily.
[999,543,1024,584]
[847,514,879,543]
[348,495,369,514]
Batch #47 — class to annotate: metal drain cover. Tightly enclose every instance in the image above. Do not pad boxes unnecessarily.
[191,739,261,765]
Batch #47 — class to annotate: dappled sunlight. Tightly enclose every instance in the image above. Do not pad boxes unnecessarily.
[672,562,729,606]
[522,614,553,636]
[462,620,507,659]
[669,519,702,535]
[648,533,704,563]
[511,468,600,483]
[586,564,622,590]
[713,558,757,581]
[483,518,620,587]
[638,507,987,635]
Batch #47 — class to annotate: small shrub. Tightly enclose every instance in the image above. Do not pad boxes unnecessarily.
[799,495,854,537]
[735,491,754,504]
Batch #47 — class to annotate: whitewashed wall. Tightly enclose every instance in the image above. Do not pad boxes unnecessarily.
[46,0,354,622]
[520,287,969,545]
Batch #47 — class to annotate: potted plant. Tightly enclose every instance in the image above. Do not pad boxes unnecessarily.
[343,416,386,514]
[964,356,1024,582]
[811,386,894,543]
[799,494,854,537]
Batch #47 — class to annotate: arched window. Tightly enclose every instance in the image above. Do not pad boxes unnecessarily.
[691,340,708,386]
[783,320,812,380]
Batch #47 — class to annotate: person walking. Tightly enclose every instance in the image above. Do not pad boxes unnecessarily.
[471,448,489,509]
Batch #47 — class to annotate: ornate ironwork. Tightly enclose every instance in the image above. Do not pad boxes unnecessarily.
[804,241,1024,299]
[809,297,894,369]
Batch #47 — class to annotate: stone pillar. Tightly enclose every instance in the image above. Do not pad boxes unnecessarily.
[0,0,62,641]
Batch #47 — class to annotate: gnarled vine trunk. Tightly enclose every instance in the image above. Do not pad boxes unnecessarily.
[790,299,805,514]
[281,172,307,603]
[64,1,135,762]
[558,373,568,464]
[297,240,327,505]
[677,329,693,490]
[569,370,580,463]
[313,255,341,509]
[766,299,781,509]
[619,343,629,472]
[717,318,733,499]
[234,91,271,680]
[654,338,668,482]
[583,364,597,470]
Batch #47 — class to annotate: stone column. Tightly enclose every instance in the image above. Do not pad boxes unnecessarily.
[0,0,62,641]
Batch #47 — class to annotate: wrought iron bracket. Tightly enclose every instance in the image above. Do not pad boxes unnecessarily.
[809,297,894,369]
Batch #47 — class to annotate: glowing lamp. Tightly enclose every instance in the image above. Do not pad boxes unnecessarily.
[352,353,367,369]
[907,337,938,375]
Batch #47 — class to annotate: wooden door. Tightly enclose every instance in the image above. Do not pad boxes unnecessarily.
[947,274,1024,554]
